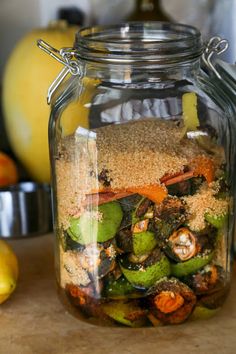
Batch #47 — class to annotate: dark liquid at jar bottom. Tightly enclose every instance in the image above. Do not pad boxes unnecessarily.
[58,286,117,327]
[57,284,230,327]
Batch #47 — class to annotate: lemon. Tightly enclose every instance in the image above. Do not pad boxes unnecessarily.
[0,240,19,304]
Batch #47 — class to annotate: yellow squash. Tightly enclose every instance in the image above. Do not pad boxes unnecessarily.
[2,22,82,182]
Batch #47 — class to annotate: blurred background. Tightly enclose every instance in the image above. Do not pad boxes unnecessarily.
[1,0,236,79]
[0,0,235,180]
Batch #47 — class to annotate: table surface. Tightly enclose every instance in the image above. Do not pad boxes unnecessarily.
[1,233,236,354]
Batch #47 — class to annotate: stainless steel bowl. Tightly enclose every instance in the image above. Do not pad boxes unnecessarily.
[0,182,53,238]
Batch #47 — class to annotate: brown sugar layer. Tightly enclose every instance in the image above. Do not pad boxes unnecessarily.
[96,119,217,190]
[56,118,224,227]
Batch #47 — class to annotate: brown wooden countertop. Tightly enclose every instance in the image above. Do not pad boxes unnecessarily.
[0,234,236,354]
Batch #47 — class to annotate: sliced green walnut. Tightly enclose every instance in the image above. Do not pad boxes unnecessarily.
[205,213,228,229]
[119,194,143,230]
[135,198,152,218]
[171,252,214,278]
[131,198,152,225]
[61,230,85,252]
[147,278,196,324]
[164,227,197,262]
[119,248,171,289]
[119,194,143,213]
[67,201,123,244]
[182,264,225,295]
[104,276,143,299]
[132,219,149,233]
[116,229,133,253]
[194,227,217,252]
[216,228,225,243]
[152,197,186,243]
[164,227,216,263]
[189,306,220,321]
[133,231,157,256]
[116,229,157,255]
[102,300,147,327]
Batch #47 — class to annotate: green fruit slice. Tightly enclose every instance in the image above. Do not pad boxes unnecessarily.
[116,230,157,255]
[189,306,220,321]
[171,252,214,278]
[120,249,171,288]
[67,201,123,244]
[133,231,157,256]
[205,213,228,229]
[104,276,143,299]
[102,300,147,327]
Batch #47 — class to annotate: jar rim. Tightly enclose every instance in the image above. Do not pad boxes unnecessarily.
[74,22,203,66]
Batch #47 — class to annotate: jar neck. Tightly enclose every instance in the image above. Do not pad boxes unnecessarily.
[74,23,203,69]
[83,59,201,85]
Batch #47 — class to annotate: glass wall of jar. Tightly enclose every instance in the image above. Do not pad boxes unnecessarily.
[46,23,235,327]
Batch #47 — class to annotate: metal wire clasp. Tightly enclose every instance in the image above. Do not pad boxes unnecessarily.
[202,36,229,79]
[37,39,81,104]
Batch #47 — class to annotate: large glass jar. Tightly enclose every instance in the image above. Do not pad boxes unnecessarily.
[43,23,235,327]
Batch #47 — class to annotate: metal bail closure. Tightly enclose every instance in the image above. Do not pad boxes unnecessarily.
[202,36,229,80]
[37,39,81,104]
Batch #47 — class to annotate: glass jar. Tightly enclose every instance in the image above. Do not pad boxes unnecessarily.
[41,22,235,327]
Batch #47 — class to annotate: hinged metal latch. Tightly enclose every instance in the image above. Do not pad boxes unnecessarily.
[202,36,229,79]
[37,39,81,104]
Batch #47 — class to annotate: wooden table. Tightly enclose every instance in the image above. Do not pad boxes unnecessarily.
[1,234,236,354]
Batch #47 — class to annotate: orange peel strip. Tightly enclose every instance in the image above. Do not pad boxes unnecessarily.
[190,156,215,184]
[127,184,167,204]
[86,184,167,205]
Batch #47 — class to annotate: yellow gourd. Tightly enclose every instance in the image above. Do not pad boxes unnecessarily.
[2,21,82,183]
